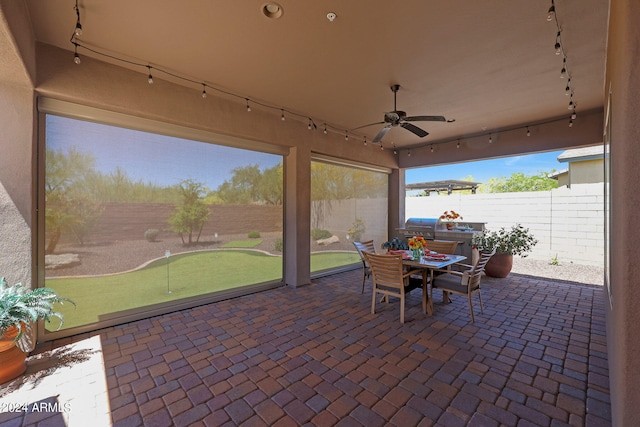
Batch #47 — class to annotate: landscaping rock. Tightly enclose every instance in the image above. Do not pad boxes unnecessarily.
[45,253,81,270]
[317,235,340,245]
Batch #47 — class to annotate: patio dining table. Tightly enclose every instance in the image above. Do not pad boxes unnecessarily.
[398,251,467,315]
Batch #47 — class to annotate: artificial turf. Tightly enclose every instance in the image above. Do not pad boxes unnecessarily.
[46,250,359,330]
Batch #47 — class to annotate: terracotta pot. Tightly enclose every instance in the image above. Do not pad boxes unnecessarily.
[0,326,27,384]
[484,253,513,278]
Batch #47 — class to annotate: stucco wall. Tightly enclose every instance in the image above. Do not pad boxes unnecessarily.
[604,0,640,424]
[569,159,603,185]
[406,183,604,266]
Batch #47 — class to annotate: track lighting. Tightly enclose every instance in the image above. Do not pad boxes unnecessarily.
[281,109,285,120]
[547,2,555,21]
[73,43,81,64]
[571,110,577,120]
[569,119,573,128]
[430,145,434,153]
[323,124,328,134]
[526,127,531,137]
[364,137,367,146]
[407,150,411,157]
[201,84,207,98]
[74,0,82,36]
[380,145,384,151]
[568,100,574,109]
[345,131,349,141]
[246,99,251,112]
[456,140,460,148]
[147,66,153,84]
[308,118,312,130]
[489,135,493,144]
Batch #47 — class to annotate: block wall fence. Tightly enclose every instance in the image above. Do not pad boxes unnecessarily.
[406,183,604,266]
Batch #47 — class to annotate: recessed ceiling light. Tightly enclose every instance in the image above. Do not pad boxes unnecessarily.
[262,3,284,19]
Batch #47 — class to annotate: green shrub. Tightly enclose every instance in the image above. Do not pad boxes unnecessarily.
[248,230,261,238]
[274,237,283,252]
[311,228,332,240]
[144,228,160,242]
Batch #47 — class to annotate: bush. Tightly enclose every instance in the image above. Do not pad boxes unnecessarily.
[144,228,160,242]
[311,228,332,240]
[248,230,261,238]
[472,224,538,257]
[274,237,283,252]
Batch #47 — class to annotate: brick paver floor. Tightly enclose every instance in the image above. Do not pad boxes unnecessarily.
[1,269,610,426]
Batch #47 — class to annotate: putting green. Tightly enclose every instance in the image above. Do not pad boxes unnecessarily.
[45,250,359,330]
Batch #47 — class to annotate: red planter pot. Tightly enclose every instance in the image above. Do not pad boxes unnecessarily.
[0,326,27,384]
[484,253,513,278]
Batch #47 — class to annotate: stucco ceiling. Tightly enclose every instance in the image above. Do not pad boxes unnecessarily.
[24,0,608,149]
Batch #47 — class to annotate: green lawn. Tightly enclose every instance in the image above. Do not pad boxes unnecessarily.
[46,250,359,330]
[220,239,263,248]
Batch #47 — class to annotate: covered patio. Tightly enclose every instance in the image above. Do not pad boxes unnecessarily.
[2,269,610,426]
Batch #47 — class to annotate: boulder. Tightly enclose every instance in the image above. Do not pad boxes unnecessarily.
[45,253,81,270]
[317,235,340,246]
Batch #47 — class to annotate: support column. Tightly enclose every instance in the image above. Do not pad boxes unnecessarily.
[284,146,311,288]
[387,168,404,240]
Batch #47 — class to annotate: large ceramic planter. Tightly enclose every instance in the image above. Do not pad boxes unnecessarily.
[484,253,513,278]
[0,326,27,384]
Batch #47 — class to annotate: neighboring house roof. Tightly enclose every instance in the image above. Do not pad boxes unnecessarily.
[557,145,606,163]
[548,168,569,180]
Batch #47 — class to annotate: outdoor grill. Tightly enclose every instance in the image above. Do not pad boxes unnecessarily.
[398,217,486,261]
[399,217,438,239]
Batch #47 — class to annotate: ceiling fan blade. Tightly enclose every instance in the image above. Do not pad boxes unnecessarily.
[400,122,429,138]
[373,126,392,142]
[351,121,385,131]
[403,115,447,122]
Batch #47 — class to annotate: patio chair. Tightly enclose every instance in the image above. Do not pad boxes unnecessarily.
[430,249,496,322]
[363,251,424,324]
[353,240,376,293]
[425,239,458,254]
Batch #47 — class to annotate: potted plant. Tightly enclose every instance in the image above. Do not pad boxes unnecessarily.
[0,277,74,384]
[439,210,463,230]
[471,224,538,277]
[381,237,408,252]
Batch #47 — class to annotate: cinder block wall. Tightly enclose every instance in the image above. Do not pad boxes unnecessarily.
[406,183,604,266]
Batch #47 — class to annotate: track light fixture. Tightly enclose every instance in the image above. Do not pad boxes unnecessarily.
[201,84,207,98]
[345,131,349,141]
[526,127,531,137]
[547,1,555,21]
[74,0,83,36]
[73,42,81,64]
[281,109,285,121]
[323,124,328,135]
[489,135,493,144]
[554,32,562,55]
[364,137,367,146]
[456,140,460,148]
[246,99,251,112]
[147,66,153,84]
[548,2,577,121]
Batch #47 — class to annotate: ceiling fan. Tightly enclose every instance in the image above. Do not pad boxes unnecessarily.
[354,84,452,143]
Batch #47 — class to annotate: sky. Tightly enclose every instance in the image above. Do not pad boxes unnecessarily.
[48,114,566,190]
[46,115,282,190]
[405,150,566,185]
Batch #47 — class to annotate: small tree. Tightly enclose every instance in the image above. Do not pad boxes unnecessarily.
[168,179,210,245]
